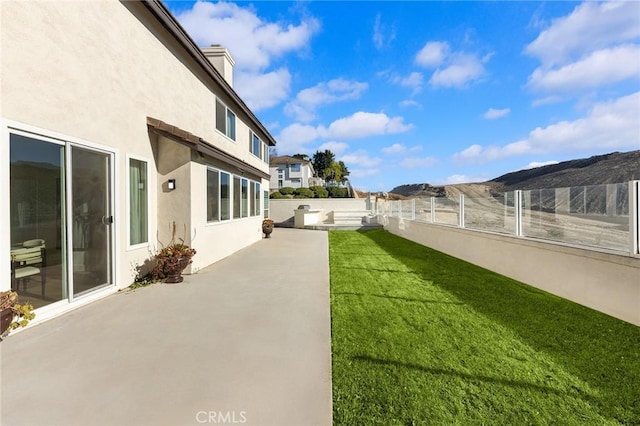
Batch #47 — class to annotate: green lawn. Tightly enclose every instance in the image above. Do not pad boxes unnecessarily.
[329,230,640,425]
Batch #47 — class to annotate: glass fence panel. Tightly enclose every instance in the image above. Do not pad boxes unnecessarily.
[521,183,629,252]
[433,197,459,226]
[414,199,431,222]
[400,201,414,220]
[464,191,515,235]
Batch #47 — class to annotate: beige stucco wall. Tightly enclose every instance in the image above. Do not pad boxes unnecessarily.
[382,216,640,326]
[1,1,269,300]
[270,198,371,225]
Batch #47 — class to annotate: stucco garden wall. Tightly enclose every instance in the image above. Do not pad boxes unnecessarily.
[382,216,640,326]
[269,199,371,225]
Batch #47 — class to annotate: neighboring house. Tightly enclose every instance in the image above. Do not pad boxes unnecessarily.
[269,156,321,189]
[1,1,275,324]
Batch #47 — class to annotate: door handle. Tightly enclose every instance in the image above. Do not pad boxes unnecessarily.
[101,216,113,225]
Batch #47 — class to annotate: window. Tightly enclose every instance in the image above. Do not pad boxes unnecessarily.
[129,158,148,245]
[208,168,231,222]
[227,109,236,140]
[241,178,249,218]
[233,176,241,219]
[206,169,219,222]
[220,172,231,220]
[290,163,301,172]
[215,98,236,141]
[263,190,269,218]
[252,182,261,216]
[251,132,261,157]
[262,142,269,163]
[278,180,283,188]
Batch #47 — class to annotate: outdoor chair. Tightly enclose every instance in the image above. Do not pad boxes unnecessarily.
[10,239,46,298]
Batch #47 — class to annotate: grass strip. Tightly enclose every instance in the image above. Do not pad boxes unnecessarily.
[330,229,640,425]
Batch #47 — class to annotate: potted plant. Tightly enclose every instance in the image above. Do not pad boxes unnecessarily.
[1,290,35,337]
[262,218,274,238]
[151,222,196,284]
[152,243,196,283]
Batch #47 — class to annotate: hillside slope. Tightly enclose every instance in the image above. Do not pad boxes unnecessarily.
[390,150,639,198]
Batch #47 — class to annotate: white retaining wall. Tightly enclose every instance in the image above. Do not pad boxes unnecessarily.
[270,199,370,225]
[382,216,640,326]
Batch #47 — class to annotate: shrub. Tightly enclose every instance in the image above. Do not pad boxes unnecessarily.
[270,191,285,199]
[328,186,348,198]
[279,187,295,195]
[310,186,329,198]
[294,187,314,198]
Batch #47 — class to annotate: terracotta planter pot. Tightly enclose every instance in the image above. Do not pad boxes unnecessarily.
[1,308,14,335]
[164,256,191,283]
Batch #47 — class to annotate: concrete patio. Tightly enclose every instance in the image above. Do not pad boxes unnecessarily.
[1,228,332,426]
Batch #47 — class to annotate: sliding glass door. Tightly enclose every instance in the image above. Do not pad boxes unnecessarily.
[10,134,67,308]
[70,146,113,297]
[9,132,114,307]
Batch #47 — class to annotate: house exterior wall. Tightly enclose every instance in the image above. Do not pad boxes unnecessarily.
[1,1,271,322]
[269,163,314,188]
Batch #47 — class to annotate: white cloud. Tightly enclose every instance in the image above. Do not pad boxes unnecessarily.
[340,150,382,171]
[373,13,396,50]
[317,141,349,155]
[524,2,640,98]
[415,41,449,67]
[285,78,368,122]
[525,1,640,67]
[483,108,511,120]
[276,111,413,154]
[415,41,487,88]
[410,145,423,152]
[235,68,291,111]
[399,99,422,108]
[399,156,437,169]
[453,92,640,163]
[350,168,381,178]
[318,111,413,140]
[524,160,559,170]
[435,174,487,185]
[381,143,406,155]
[527,44,640,93]
[174,1,320,111]
[429,53,485,88]
[389,72,424,95]
[176,1,320,71]
[276,123,319,153]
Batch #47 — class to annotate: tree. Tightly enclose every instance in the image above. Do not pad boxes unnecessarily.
[312,150,335,180]
[338,161,349,183]
[292,153,310,161]
[324,161,343,183]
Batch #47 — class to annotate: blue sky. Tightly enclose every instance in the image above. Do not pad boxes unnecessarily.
[165,1,640,191]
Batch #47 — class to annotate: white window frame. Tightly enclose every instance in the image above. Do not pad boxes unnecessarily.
[215,98,236,142]
[126,154,150,249]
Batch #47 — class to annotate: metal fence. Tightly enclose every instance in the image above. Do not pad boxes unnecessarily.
[375,181,640,256]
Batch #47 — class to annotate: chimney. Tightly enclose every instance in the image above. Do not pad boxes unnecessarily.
[202,45,235,87]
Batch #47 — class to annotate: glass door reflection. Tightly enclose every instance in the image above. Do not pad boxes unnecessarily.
[71,147,113,297]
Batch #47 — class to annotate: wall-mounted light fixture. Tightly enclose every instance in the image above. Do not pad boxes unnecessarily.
[168,179,176,190]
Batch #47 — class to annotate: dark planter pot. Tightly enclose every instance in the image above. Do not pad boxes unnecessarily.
[1,308,14,335]
[263,226,273,238]
[164,256,191,284]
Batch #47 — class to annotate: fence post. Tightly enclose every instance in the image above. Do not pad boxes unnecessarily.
[411,199,416,221]
[430,197,435,223]
[398,200,402,219]
[459,194,465,228]
[514,190,522,237]
[630,181,639,256]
